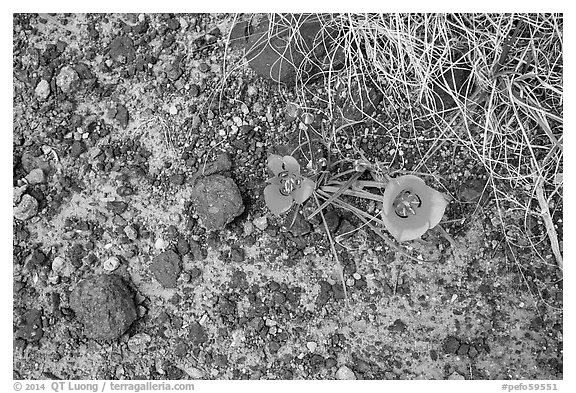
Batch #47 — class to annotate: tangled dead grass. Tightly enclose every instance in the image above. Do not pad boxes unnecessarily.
[222,13,563,304]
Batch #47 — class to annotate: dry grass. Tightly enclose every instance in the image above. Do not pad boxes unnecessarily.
[219,14,563,305]
[252,14,562,268]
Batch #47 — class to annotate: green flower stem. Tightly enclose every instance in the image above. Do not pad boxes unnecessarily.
[307,171,364,220]
[320,185,383,203]
[326,180,388,189]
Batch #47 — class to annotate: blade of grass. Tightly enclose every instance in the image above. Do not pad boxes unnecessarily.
[312,192,348,302]
[307,170,364,220]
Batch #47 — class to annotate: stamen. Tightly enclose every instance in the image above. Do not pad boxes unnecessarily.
[393,189,422,218]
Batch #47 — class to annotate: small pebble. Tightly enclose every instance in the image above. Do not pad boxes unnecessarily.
[155,238,166,249]
[448,371,465,380]
[301,113,314,125]
[127,333,152,353]
[14,194,39,221]
[13,185,27,205]
[51,256,66,273]
[335,365,356,380]
[352,272,361,280]
[47,272,60,285]
[35,79,50,100]
[253,216,268,231]
[306,342,317,352]
[169,212,181,224]
[243,220,254,237]
[169,105,178,115]
[247,85,257,96]
[103,256,121,271]
[124,225,138,240]
[56,66,79,94]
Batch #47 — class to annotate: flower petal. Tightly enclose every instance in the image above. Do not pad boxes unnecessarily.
[381,174,445,242]
[282,155,300,175]
[266,176,281,185]
[292,178,315,204]
[381,207,429,242]
[267,155,285,176]
[426,189,449,229]
[264,184,293,215]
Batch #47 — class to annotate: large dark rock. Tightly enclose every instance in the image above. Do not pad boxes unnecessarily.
[242,14,341,85]
[69,274,137,340]
[108,35,136,64]
[190,174,244,231]
[150,250,181,288]
[188,321,208,345]
[15,309,43,342]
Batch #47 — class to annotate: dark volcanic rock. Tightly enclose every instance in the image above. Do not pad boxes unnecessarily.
[69,274,137,340]
[115,103,129,129]
[150,250,181,288]
[188,321,208,345]
[108,35,136,64]
[190,174,244,231]
[388,319,407,333]
[282,211,311,237]
[244,14,336,85]
[442,336,461,354]
[15,309,43,342]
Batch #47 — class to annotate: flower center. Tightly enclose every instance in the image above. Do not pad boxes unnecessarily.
[393,190,422,218]
[278,171,301,196]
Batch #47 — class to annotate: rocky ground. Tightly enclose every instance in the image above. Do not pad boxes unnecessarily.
[13,13,563,380]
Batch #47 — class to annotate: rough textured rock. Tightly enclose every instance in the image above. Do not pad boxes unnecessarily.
[335,365,356,380]
[150,250,181,288]
[189,152,232,184]
[15,309,43,342]
[443,336,461,354]
[282,211,310,237]
[188,321,208,345]
[115,103,129,129]
[55,66,80,94]
[244,14,337,85]
[35,79,50,100]
[108,35,136,64]
[69,274,137,340]
[25,168,45,185]
[14,194,39,221]
[190,174,244,231]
